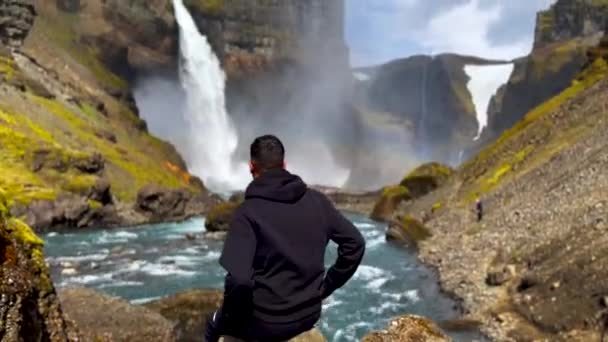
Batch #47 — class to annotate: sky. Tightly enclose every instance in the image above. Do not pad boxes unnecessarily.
[346,0,557,66]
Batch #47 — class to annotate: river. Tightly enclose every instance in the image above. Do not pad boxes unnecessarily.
[43,213,483,341]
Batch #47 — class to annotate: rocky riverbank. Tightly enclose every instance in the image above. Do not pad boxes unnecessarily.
[379,42,608,341]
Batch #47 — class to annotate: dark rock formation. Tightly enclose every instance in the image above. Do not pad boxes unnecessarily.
[59,288,177,342]
[144,289,222,342]
[358,54,505,163]
[362,315,450,342]
[0,191,78,341]
[136,184,220,223]
[204,201,241,233]
[534,0,608,49]
[479,0,608,149]
[0,0,36,48]
[17,194,122,232]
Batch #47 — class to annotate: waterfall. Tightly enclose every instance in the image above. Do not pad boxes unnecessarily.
[172,0,249,193]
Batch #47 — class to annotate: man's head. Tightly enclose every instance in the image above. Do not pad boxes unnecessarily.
[250,135,286,177]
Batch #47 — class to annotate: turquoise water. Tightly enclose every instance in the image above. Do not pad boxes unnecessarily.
[43,213,482,341]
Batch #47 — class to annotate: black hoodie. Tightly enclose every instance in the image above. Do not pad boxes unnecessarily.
[218,169,366,326]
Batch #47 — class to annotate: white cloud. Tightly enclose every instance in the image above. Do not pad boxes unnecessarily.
[417,0,532,60]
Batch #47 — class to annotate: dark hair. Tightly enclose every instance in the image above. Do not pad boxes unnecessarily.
[250,135,285,170]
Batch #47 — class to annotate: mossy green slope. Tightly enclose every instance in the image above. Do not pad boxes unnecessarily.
[0,17,199,213]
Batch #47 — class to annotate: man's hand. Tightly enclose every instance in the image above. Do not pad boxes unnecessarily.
[204,310,224,342]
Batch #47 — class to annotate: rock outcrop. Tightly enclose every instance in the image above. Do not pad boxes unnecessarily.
[0,0,35,48]
[362,315,451,342]
[144,289,222,342]
[371,163,453,222]
[59,288,177,342]
[0,190,78,341]
[136,184,220,224]
[144,289,327,342]
[357,54,505,163]
[480,0,608,148]
[204,200,241,233]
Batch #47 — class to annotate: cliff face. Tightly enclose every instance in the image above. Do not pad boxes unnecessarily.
[481,0,608,148]
[534,0,608,48]
[0,0,220,232]
[357,54,503,164]
[41,0,348,79]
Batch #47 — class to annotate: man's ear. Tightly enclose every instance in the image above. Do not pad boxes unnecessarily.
[282,161,286,169]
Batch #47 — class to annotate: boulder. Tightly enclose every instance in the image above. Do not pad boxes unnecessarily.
[370,186,411,222]
[399,163,454,198]
[88,178,113,205]
[0,190,79,341]
[144,289,327,342]
[0,0,36,48]
[59,288,177,342]
[72,152,105,174]
[204,201,241,233]
[387,216,432,247]
[136,184,189,221]
[362,315,451,342]
[20,194,121,232]
[144,289,223,342]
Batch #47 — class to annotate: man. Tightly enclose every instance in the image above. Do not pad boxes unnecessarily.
[476,197,484,222]
[205,135,366,342]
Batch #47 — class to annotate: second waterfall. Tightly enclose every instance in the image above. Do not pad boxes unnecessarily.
[172,0,249,192]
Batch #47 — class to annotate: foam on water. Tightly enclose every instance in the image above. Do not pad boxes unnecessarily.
[96,231,138,244]
[354,265,388,281]
[130,296,162,305]
[43,213,484,342]
[50,250,109,263]
[140,262,197,277]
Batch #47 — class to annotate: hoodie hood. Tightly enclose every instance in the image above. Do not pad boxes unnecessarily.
[245,169,308,203]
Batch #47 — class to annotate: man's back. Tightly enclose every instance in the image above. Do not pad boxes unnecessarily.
[219,169,366,339]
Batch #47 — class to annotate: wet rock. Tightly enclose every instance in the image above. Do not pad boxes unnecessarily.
[144,289,222,342]
[362,315,451,342]
[184,233,196,241]
[59,287,176,342]
[205,201,241,233]
[22,194,121,232]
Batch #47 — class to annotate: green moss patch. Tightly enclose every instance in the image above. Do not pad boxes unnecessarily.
[400,162,454,198]
[399,215,432,243]
[371,185,411,221]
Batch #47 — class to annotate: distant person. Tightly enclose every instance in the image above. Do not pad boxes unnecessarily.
[205,135,366,342]
[475,197,484,222]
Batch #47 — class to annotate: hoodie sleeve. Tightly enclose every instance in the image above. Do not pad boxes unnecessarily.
[218,207,256,326]
[321,196,366,299]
